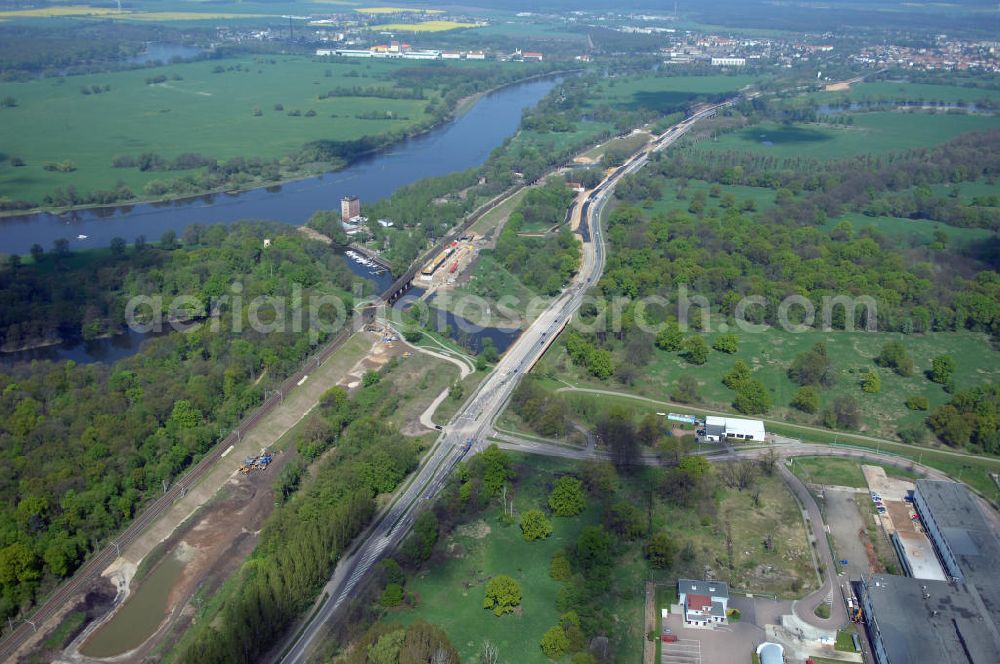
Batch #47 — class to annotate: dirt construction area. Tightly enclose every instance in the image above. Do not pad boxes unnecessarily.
[21,331,397,663]
[862,466,945,580]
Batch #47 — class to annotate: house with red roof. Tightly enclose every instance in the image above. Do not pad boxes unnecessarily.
[678,578,730,627]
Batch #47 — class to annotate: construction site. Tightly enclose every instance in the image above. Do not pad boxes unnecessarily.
[237,449,274,475]
[417,233,480,291]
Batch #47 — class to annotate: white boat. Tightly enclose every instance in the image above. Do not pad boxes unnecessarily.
[77,234,88,240]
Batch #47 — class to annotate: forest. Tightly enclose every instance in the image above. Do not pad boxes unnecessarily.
[492,181,581,296]
[0,224,357,621]
[542,124,999,453]
[611,129,1000,333]
[0,222,355,350]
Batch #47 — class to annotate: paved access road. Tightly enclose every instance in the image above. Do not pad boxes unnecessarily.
[276,101,734,664]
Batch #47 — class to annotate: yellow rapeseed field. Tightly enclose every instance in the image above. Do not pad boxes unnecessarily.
[375,20,477,32]
[0,6,273,21]
[357,7,444,14]
[120,12,275,21]
[0,5,120,18]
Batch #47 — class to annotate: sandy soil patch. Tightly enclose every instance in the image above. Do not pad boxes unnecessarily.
[454,520,492,540]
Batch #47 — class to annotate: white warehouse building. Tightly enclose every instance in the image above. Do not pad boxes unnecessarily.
[703,416,765,442]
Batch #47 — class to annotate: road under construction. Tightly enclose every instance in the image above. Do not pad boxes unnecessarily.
[275,98,738,664]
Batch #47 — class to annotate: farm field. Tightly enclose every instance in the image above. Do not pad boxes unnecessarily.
[0,56,470,204]
[375,20,479,32]
[357,6,445,14]
[810,80,1000,105]
[537,327,1000,442]
[473,20,588,40]
[586,73,759,113]
[690,112,1000,160]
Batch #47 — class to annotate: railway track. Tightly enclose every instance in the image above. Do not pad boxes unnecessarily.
[0,322,360,660]
[0,167,551,662]
[0,94,744,663]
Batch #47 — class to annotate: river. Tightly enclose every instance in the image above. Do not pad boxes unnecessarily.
[0,77,558,255]
[0,78,554,365]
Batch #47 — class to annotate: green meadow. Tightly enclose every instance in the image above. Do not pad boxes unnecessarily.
[692,112,1000,160]
[389,456,623,664]
[389,451,812,662]
[789,456,918,490]
[0,56,461,204]
[645,177,778,217]
[587,73,759,113]
[538,327,1000,444]
[810,80,1000,105]
[821,212,995,249]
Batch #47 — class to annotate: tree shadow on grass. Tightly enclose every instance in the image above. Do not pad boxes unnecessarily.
[964,235,1000,272]
[738,125,835,146]
[628,90,697,113]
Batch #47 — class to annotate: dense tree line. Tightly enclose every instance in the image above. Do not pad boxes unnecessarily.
[0,224,358,620]
[511,380,570,438]
[927,385,1000,454]
[0,223,354,350]
[565,116,999,452]
[318,85,426,101]
[347,620,459,664]
[492,181,580,295]
[0,23,208,80]
[177,391,420,663]
[666,129,1000,231]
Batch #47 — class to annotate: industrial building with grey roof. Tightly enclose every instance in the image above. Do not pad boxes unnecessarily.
[857,480,1000,664]
[859,574,1000,664]
[913,479,1000,622]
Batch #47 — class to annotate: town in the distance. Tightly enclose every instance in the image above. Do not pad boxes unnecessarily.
[0,2,998,664]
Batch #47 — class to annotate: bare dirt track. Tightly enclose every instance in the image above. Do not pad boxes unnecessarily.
[10,333,388,663]
[73,452,298,663]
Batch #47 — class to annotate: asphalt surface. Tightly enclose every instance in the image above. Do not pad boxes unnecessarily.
[276,102,732,664]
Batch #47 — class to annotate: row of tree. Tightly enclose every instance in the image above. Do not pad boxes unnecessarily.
[0,224,359,621]
[177,382,421,662]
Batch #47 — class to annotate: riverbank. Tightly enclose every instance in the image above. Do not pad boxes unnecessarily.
[0,69,577,225]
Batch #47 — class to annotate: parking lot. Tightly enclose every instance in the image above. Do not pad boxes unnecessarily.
[660,637,701,664]
[660,610,767,664]
[824,487,872,578]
